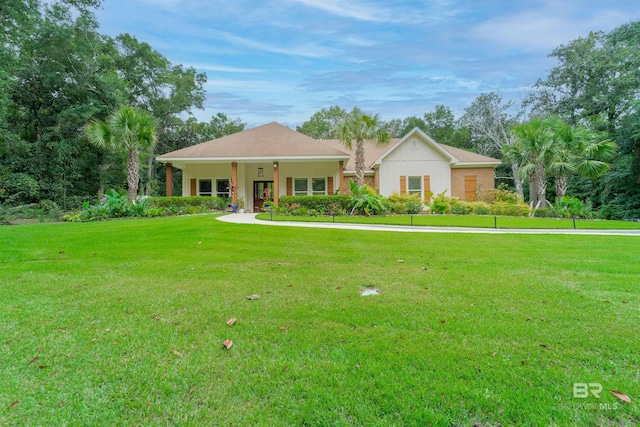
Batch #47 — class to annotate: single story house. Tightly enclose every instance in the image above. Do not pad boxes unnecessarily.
[156,122,501,212]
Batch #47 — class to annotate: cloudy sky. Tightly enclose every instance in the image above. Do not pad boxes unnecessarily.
[95,0,639,128]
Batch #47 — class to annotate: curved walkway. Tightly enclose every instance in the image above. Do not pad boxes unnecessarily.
[217,213,640,236]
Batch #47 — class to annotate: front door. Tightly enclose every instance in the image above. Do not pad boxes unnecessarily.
[253,181,274,212]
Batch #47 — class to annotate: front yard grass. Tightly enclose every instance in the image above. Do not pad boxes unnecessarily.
[257,212,640,229]
[1,215,638,426]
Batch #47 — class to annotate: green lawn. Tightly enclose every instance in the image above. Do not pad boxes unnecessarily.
[1,215,638,426]
[257,212,640,229]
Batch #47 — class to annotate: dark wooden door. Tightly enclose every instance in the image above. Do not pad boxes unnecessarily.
[253,181,274,212]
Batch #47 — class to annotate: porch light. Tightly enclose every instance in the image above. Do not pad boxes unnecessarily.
[257,166,264,177]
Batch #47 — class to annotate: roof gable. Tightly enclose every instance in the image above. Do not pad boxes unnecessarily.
[374,128,458,166]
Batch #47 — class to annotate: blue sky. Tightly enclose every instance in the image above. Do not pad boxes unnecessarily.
[95,0,640,128]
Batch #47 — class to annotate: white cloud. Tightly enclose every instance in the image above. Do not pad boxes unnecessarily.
[207,30,339,59]
[470,6,632,52]
[185,64,263,73]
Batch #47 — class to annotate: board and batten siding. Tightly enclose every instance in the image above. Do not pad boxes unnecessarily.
[378,136,451,197]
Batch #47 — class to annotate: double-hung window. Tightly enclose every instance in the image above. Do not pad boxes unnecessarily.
[216,179,230,198]
[198,179,212,196]
[408,176,422,196]
[294,178,308,196]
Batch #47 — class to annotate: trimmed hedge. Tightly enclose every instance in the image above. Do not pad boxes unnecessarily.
[277,195,352,214]
[147,196,227,211]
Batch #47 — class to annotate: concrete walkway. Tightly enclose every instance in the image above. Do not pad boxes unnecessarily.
[217,213,640,236]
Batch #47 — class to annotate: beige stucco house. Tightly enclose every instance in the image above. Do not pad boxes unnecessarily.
[156,122,500,212]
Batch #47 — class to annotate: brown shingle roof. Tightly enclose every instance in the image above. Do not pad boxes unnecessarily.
[157,122,350,161]
[321,139,391,171]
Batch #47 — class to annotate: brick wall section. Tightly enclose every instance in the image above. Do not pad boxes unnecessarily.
[450,168,495,200]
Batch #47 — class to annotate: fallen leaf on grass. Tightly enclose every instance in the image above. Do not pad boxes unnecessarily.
[27,356,39,365]
[188,386,197,396]
[609,390,631,403]
[539,344,548,349]
[520,360,526,366]
[246,295,260,300]
[440,319,446,324]
[8,400,20,409]
[279,326,287,331]
[397,260,404,263]
[226,318,237,326]
[492,352,497,357]
[223,340,233,349]
[172,350,181,356]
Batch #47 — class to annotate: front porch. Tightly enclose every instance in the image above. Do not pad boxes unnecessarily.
[163,160,345,213]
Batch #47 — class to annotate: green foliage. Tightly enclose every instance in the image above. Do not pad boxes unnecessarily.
[533,207,560,218]
[0,167,40,204]
[555,196,595,219]
[347,181,388,216]
[388,192,423,215]
[277,195,352,215]
[429,191,451,214]
[147,196,227,212]
[68,192,227,221]
[296,106,346,139]
[479,184,522,204]
[489,202,530,217]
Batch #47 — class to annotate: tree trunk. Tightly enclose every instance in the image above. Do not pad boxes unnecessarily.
[127,148,139,202]
[535,163,548,207]
[555,175,568,199]
[354,138,365,186]
[528,170,537,206]
[146,151,153,196]
[511,163,524,200]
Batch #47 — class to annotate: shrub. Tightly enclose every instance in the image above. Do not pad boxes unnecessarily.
[450,201,472,215]
[479,184,521,204]
[490,201,530,217]
[533,207,560,218]
[347,181,388,216]
[555,196,594,219]
[469,202,491,215]
[148,196,226,212]
[429,191,451,214]
[278,195,352,215]
[0,167,40,204]
[388,192,423,215]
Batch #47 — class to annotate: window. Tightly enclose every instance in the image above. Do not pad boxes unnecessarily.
[294,178,308,196]
[311,178,326,195]
[408,176,421,195]
[198,179,212,196]
[216,179,230,198]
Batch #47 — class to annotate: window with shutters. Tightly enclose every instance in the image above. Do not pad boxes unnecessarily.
[294,178,308,196]
[408,176,421,195]
[311,178,326,195]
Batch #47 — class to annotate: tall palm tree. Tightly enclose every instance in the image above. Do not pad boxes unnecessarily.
[336,107,391,187]
[509,117,556,208]
[84,106,157,202]
[548,119,616,198]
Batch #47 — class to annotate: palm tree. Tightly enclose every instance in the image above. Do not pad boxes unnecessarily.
[547,119,616,198]
[336,107,391,187]
[509,117,556,208]
[85,106,157,202]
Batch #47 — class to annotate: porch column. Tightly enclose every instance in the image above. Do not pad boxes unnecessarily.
[231,162,238,204]
[273,161,279,203]
[165,163,173,197]
[339,161,345,194]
